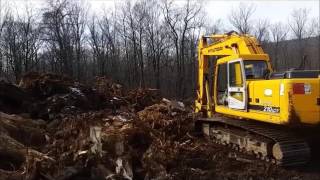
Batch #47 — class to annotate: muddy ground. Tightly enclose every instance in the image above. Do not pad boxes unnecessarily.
[0,72,320,180]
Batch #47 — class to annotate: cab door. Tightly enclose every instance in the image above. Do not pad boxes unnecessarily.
[227,59,247,110]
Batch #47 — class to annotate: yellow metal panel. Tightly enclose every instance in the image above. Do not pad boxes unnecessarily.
[215,106,284,124]
[214,78,320,126]
[285,78,320,124]
[251,80,281,107]
[235,63,242,86]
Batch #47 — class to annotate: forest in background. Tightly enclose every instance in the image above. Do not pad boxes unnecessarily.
[0,0,319,98]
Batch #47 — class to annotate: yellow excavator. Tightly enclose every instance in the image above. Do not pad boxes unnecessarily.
[195,31,320,166]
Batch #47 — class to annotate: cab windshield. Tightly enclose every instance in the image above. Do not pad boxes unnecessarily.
[244,60,268,79]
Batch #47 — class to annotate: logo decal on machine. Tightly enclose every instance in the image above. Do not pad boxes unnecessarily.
[264,89,272,96]
[249,105,280,113]
[263,106,280,113]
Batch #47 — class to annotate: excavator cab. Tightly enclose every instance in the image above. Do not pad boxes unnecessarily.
[214,56,271,111]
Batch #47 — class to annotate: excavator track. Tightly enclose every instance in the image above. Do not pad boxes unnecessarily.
[196,117,310,166]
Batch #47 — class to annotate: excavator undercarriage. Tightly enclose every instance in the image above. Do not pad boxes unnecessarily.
[196,117,311,166]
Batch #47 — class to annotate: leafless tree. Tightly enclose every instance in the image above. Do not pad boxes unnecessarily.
[289,8,311,69]
[144,0,169,89]
[270,22,288,70]
[228,3,255,34]
[42,0,74,75]
[0,1,11,78]
[307,17,320,69]
[88,16,106,76]
[69,1,87,80]
[18,6,42,73]
[1,13,22,81]
[118,1,140,87]
[254,18,270,44]
[308,17,320,37]
[0,4,40,82]
[162,0,203,97]
[133,1,147,87]
[205,18,223,35]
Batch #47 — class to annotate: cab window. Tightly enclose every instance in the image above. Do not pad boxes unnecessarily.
[244,60,268,79]
[216,63,228,105]
[229,61,243,87]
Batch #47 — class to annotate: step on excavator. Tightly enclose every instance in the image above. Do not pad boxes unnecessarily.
[195,31,320,166]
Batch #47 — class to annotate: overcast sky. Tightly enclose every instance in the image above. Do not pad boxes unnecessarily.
[1,0,319,25]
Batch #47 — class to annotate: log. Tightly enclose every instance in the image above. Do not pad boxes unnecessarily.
[0,81,30,102]
[0,112,46,148]
[0,81,31,114]
[0,112,52,180]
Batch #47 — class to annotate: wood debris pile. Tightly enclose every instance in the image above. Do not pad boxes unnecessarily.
[0,73,195,179]
[0,73,318,180]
